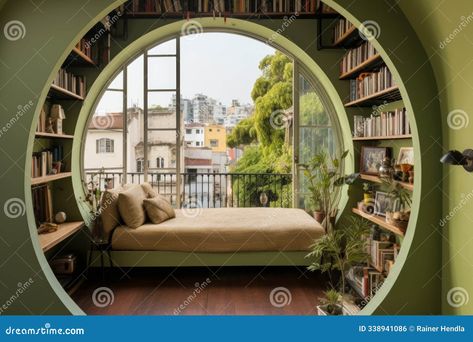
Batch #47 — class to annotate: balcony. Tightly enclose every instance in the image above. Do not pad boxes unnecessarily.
[84,171,293,208]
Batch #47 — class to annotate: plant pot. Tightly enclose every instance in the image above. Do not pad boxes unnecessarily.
[385,211,409,232]
[313,211,326,224]
[316,304,343,316]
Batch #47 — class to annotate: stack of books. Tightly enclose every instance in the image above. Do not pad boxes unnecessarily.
[32,185,54,226]
[333,18,354,42]
[349,66,395,101]
[52,69,86,97]
[31,146,64,178]
[353,108,411,138]
[340,41,377,75]
[35,107,48,133]
[75,38,93,59]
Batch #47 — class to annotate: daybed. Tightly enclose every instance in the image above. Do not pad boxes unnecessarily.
[92,184,324,267]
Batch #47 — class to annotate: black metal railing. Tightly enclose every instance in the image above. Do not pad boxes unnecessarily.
[84,171,292,208]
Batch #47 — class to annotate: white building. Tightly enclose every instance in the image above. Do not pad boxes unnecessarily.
[184,123,205,148]
[224,99,253,128]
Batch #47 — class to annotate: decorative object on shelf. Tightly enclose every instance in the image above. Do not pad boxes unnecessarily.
[49,254,76,275]
[307,216,371,302]
[399,163,413,182]
[54,211,67,224]
[397,147,414,165]
[45,117,54,133]
[373,191,393,217]
[360,146,391,175]
[378,157,395,179]
[37,222,58,234]
[440,149,473,172]
[362,182,375,213]
[408,170,414,184]
[382,178,412,232]
[82,171,105,239]
[302,150,359,232]
[353,115,364,137]
[317,289,343,316]
[50,104,66,134]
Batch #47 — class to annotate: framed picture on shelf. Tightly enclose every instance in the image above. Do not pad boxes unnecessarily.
[397,147,414,165]
[360,146,391,175]
[374,191,395,217]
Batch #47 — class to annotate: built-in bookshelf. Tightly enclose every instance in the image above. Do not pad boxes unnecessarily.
[352,208,405,237]
[31,172,72,186]
[35,132,74,139]
[359,174,413,191]
[39,221,85,252]
[353,108,411,139]
[352,135,411,141]
[126,0,335,18]
[344,86,401,107]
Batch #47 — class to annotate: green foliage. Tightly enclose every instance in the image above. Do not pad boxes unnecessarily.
[320,289,343,315]
[301,149,357,231]
[381,178,412,209]
[307,216,371,295]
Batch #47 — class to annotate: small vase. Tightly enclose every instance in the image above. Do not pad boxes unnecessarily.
[313,211,326,224]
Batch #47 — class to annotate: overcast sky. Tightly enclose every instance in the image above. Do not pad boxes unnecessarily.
[96,33,275,114]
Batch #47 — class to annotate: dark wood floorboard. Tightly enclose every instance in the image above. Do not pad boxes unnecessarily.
[72,267,328,315]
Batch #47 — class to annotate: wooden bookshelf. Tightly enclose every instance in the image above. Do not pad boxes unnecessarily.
[332,25,358,47]
[352,134,412,141]
[38,221,84,252]
[35,132,74,139]
[352,208,405,237]
[31,172,72,185]
[344,86,401,107]
[340,54,383,80]
[69,47,96,66]
[48,84,84,101]
[359,174,414,191]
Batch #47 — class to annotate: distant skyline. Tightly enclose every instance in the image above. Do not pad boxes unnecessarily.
[96,33,276,115]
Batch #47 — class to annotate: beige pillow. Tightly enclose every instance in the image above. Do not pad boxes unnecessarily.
[143,196,176,224]
[117,184,147,228]
[141,182,157,198]
[100,184,132,239]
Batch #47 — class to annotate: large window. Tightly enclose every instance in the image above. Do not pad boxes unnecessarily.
[83,33,340,209]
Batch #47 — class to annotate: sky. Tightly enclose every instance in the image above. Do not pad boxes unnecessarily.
[96,32,276,114]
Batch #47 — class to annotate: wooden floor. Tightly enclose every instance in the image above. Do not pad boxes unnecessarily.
[72,267,328,315]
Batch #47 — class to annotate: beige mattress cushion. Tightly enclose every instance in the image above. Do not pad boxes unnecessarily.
[117,184,147,228]
[100,184,132,238]
[143,195,176,224]
[111,208,324,252]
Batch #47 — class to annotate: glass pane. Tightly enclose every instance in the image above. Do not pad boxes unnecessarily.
[94,90,124,115]
[299,127,334,164]
[148,56,176,89]
[299,74,331,126]
[127,55,144,109]
[108,70,123,89]
[148,92,176,129]
[148,39,176,55]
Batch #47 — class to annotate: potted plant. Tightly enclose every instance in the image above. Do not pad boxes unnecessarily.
[382,179,412,232]
[317,289,343,315]
[306,216,371,301]
[302,150,359,232]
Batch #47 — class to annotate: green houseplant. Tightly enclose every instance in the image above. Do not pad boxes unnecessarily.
[382,178,412,231]
[317,289,343,315]
[306,216,371,300]
[302,150,358,232]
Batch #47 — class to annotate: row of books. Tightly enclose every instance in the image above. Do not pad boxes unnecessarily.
[369,239,399,274]
[75,38,94,60]
[32,185,53,226]
[349,66,395,101]
[346,266,384,300]
[340,41,378,75]
[353,108,411,138]
[32,146,64,178]
[333,18,354,43]
[128,0,325,14]
[52,69,86,97]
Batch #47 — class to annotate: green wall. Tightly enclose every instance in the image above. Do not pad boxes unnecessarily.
[0,0,447,314]
[399,0,473,315]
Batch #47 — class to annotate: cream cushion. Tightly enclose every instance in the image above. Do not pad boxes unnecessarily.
[143,196,176,224]
[112,208,325,252]
[117,184,147,228]
[100,184,132,239]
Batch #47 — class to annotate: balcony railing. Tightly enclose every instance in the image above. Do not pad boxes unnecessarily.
[84,171,292,208]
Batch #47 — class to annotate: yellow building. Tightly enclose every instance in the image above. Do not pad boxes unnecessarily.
[204,124,227,153]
